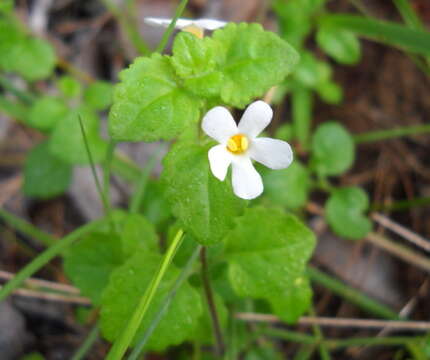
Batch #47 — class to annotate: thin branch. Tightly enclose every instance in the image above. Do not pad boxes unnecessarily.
[235,313,430,331]
[366,232,430,273]
[0,270,80,294]
[0,284,91,305]
[371,213,430,252]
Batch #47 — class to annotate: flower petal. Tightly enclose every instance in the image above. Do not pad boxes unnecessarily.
[194,19,227,30]
[231,157,263,200]
[144,17,194,29]
[238,100,273,138]
[208,144,232,181]
[202,106,238,144]
[248,137,293,170]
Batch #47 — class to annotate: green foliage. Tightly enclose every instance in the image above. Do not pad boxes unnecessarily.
[49,105,107,164]
[325,187,372,239]
[311,121,355,176]
[316,80,343,104]
[320,14,430,57]
[108,54,200,142]
[100,249,202,351]
[212,23,299,108]
[162,142,247,245]
[293,52,331,89]
[64,232,123,305]
[224,207,315,322]
[20,353,45,360]
[23,141,72,199]
[84,81,113,110]
[262,161,312,209]
[0,18,55,81]
[0,0,13,14]
[64,214,158,304]
[27,96,68,132]
[317,25,361,65]
[58,76,82,98]
[170,32,223,97]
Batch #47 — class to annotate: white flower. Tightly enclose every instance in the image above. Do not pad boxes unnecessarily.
[144,17,227,38]
[202,101,293,200]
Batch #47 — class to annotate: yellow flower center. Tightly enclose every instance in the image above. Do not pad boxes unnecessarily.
[182,25,204,39]
[227,134,249,155]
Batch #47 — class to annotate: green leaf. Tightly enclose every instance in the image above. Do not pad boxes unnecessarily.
[170,32,224,98]
[269,276,312,324]
[274,123,293,142]
[140,179,172,231]
[293,52,331,88]
[100,249,202,351]
[58,75,82,98]
[2,35,56,81]
[225,207,315,322]
[0,0,13,14]
[121,213,159,257]
[84,81,113,110]
[64,232,123,305]
[317,25,361,65]
[272,1,313,47]
[316,80,343,104]
[311,121,355,176]
[320,14,430,57]
[162,142,247,245]
[23,141,72,199]
[27,96,68,132]
[262,161,312,209]
[325,187,372,239]
[108,54,201,142]
[64,213,158,304]
[212,23,299,108]
[50,105,107,165]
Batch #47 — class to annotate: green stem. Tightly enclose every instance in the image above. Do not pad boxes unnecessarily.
[0,75,35,104]
[106,229,184,360]
[0,219,105,301]
[309,307,331,360]
[0,208,55,246]
[78,116,112,223]
[127,243,202,360]
[71,325,100,360]
[307,266,399,320]
[129,146,164,214]
[112,152,143,184]
[354,124,430,144]
[103,139,118,211]
[100,0,150,55]
[370,196,430,212]
[393,0,424,30]
[292,86,313,151]
[155,0,190,53]
[263,328,422,349]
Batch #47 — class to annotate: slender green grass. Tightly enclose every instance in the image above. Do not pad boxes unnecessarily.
[106,229,184,360]
[0,219,105,301]
[263,328,423,349]
[71,325,100,360]
[155,0,190,53]
[0,208,55,246]
[354,124,430,144]
[127,243,202,360]
[100,0,150,55]
[393,0,424,30]
[307,266,400,320]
